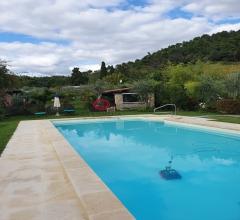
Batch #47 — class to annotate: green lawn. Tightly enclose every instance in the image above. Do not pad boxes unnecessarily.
[177,111,240,124]
[176,111,221,117]
[208,115,240,124]
[0,119,19,154]
[0,110,239,155]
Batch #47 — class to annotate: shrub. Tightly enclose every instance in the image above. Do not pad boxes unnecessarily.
[0,105,5,120]
[225,72,240,99]
[79,89,97,111]
[5,93,29,116]
[216,99,240,114]
[26,102,46,114]
[0,95,5,120]
[133,79,158,103]
[45,104,58,115]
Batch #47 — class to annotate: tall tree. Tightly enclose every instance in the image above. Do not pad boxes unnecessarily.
[0,60,19,90]
[107,65,115,75]
[71,67,88,85]
[0,60,11,90]
[100,61,107,79]
[0,60,19,119]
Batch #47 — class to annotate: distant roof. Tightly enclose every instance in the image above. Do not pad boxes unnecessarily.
[102,88,130,94]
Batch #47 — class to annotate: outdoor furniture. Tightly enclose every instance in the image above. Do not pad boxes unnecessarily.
[63,109,75,114]
[34,112,46,116]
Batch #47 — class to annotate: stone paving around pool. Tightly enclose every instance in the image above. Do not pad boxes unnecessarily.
[0,120,134,220]
[165,116,240,132]
[0,115,239,220]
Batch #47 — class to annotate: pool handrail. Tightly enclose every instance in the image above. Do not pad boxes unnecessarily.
[154,104,177,115]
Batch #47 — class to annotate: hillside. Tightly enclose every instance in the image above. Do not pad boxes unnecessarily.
[116,30,240,73]
[1,30,240,88]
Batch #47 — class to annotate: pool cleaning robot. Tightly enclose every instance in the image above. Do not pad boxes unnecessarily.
[160,158,181,180]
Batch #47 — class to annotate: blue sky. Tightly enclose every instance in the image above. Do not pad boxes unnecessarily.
[0,0,239,75]
[0,32,70,45]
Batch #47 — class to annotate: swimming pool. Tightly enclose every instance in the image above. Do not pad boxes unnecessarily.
[54,118,240,220]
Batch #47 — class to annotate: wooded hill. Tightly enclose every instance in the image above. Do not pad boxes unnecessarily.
[124,30,240,69]
[7,29,240,87]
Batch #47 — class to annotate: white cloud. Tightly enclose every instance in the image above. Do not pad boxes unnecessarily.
[209,23,240,34]
[182,0,240,20]
[71,64,101,72]
[0,0,239,76]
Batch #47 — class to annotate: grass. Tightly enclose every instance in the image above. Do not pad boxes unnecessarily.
[208,116,240,124]
[0,110,239,155]
[176,111,240,124]
[176,111,218,117]
[0,119,19,154]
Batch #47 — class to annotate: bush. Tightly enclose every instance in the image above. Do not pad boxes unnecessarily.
[45,104,58,115]
[0,95,5,120]
[79,89,97,111]
[62,102,74,110]
[26,102,46,114]
[216,99,240,114]
[0,106,5,120]
[4,93,29,116]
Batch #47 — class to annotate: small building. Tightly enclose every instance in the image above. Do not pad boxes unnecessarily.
[102,88,155,110]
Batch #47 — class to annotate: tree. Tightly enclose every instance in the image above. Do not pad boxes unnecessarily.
[103,72,126,85]
[0,60,18,90]
[165,82,189,109]
[94,79,114,97]
[100,61,107,79]
[107,65,115,75]
[0,60,19,119]
[184,81,201,99]
[133,79,158,104]
[71,67,88,85]
[198,75,225,106]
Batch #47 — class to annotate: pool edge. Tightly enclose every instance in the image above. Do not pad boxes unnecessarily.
[47,120,136,220]
[50,115,240,219]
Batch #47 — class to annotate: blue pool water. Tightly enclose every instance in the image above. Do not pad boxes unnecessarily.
[54,119,240,220]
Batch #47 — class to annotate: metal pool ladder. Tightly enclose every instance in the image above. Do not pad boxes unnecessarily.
[154,104,177,115]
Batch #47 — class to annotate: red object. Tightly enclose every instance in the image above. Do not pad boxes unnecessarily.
[92,98,110,111]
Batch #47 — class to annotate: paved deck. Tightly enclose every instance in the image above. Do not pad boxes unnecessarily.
[0,115,239,220]
[165,115,240,132]
[0,120,134,220]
